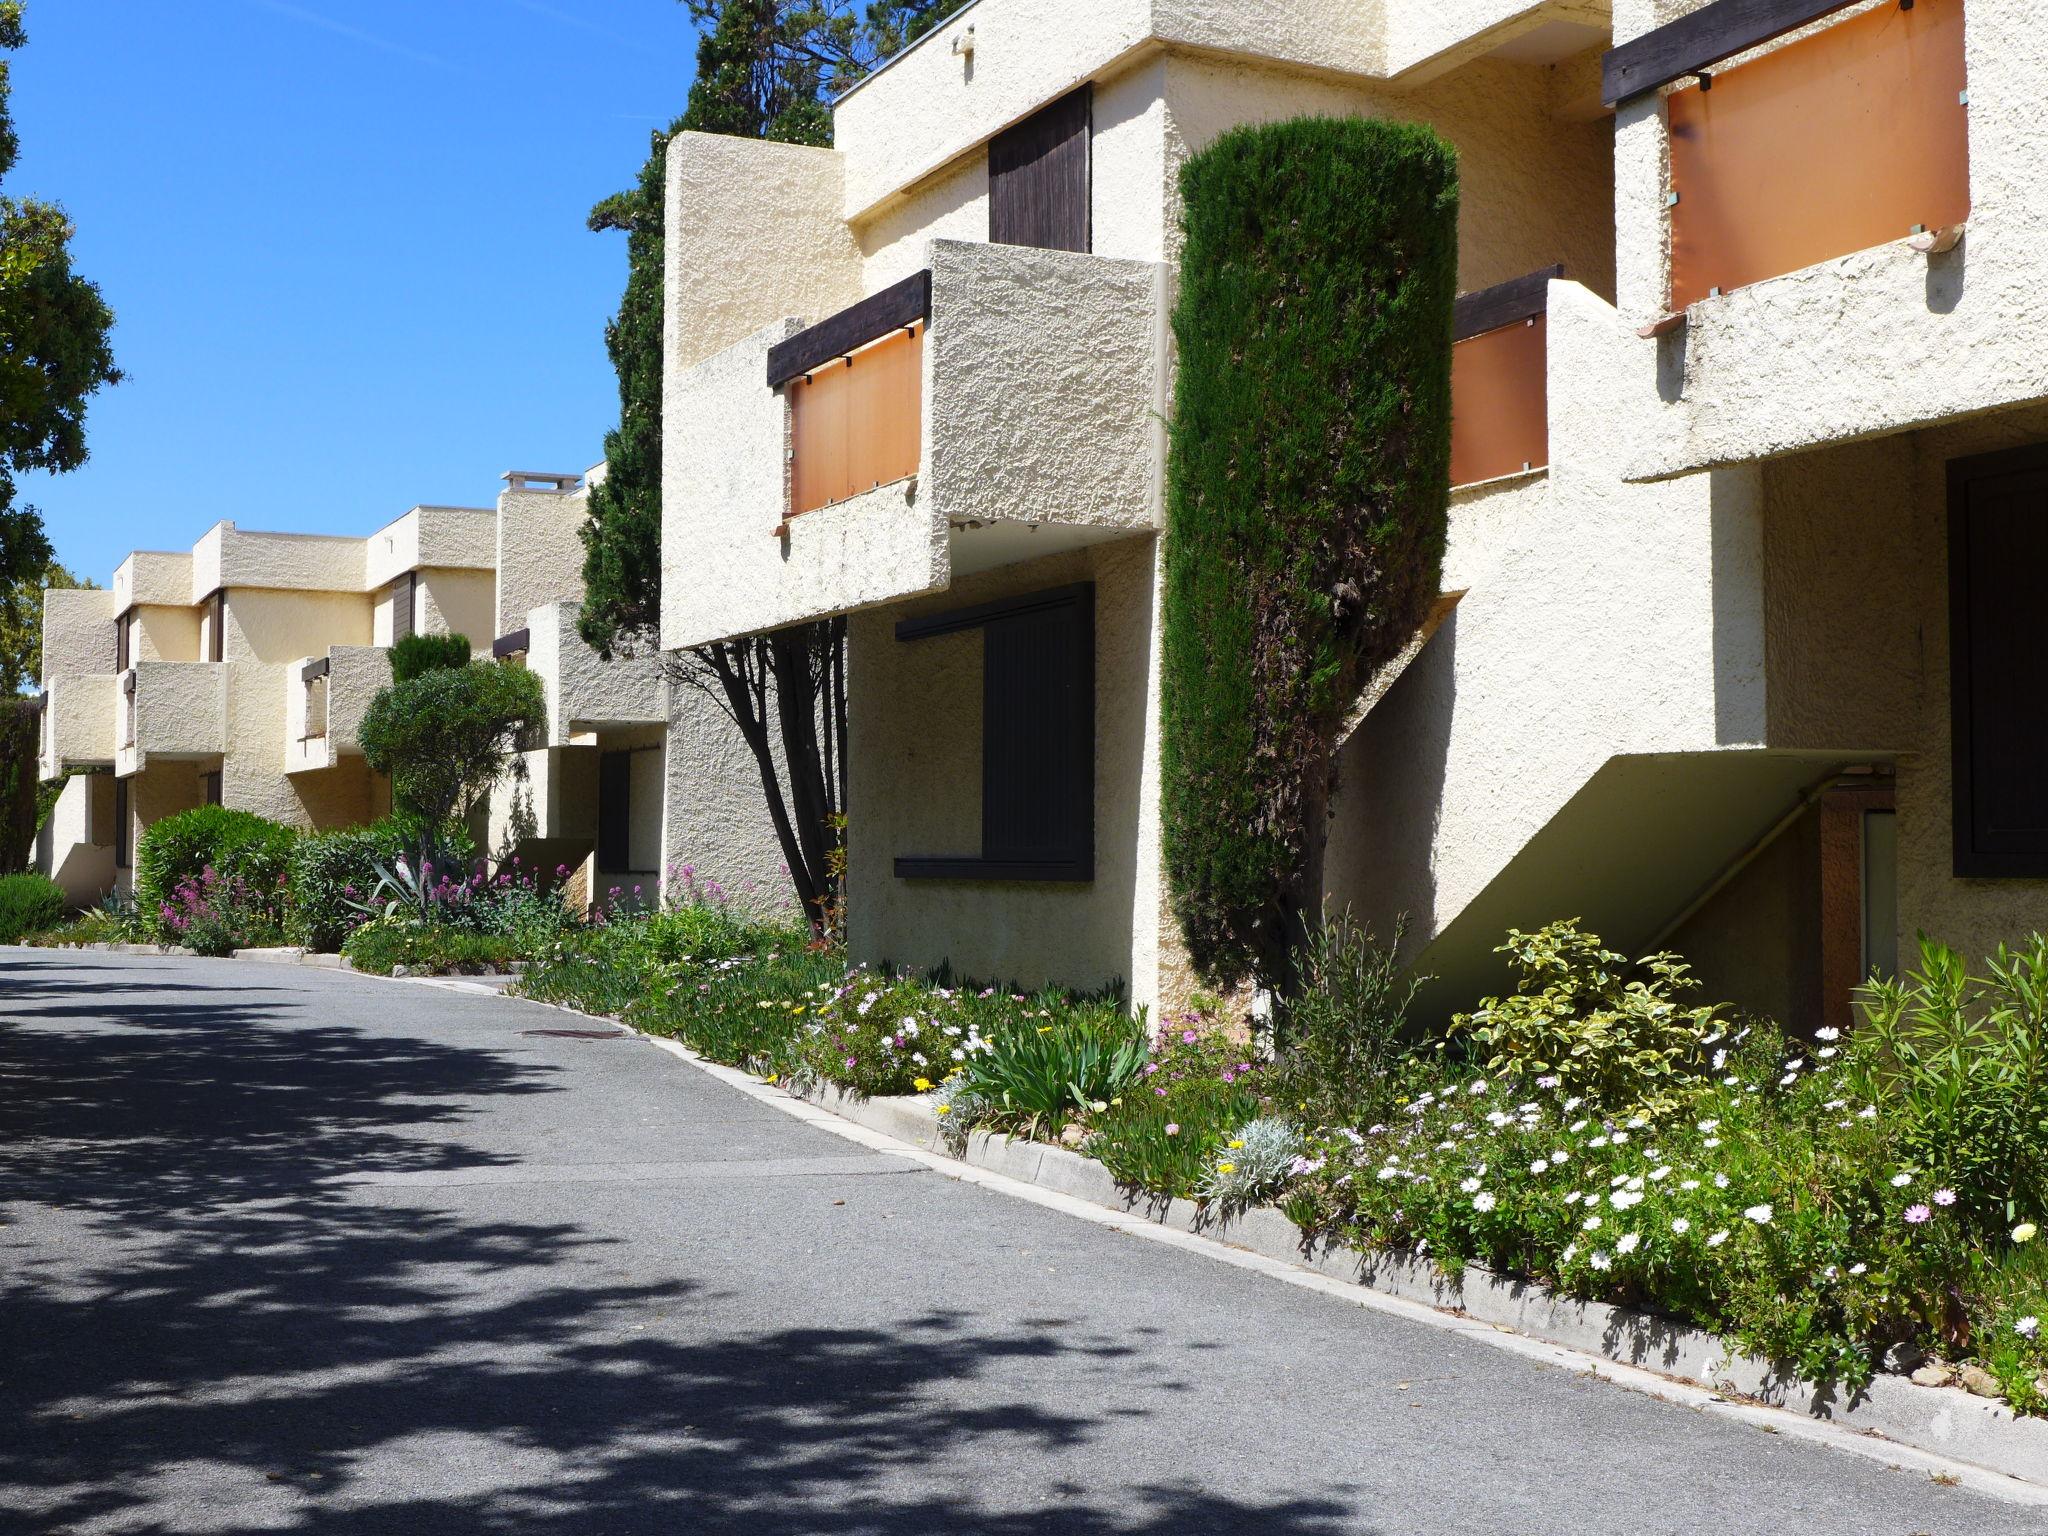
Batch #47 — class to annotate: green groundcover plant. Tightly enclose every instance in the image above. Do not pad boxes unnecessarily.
[0,869,63,941]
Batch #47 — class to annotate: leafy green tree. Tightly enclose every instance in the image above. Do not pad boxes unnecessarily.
[579,0,967,932]
[359,663,544,844]
[388,631,471,684]
[0,2,122,595]
[0,559,89,695]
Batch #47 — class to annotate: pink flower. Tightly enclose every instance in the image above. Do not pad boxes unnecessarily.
[1904,1204,1932,1225]
[1932,1188,1957,1207]
[1164,1123,1180,1136]
[1181,1029,1199,1044]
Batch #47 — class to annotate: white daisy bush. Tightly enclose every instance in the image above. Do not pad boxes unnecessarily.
[1278,924,2048,1405]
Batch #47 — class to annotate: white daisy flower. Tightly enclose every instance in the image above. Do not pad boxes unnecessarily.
[1744,1203,1774,1225]
[1616,1233,1640,1255]
[1706,1230,1729,1247]
[1671,1218,1691,1235]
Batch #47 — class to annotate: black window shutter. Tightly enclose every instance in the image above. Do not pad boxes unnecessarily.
[598,750,632,872]
[203,770,223,808]
[893,583,1095,882]
[983,596,1094,870]
[208,592,226,663]
[115,614,130,672]
[392,574,416,642]
[1949,443,2048,876]
[114,779,130,869]
[989,85,1092,253]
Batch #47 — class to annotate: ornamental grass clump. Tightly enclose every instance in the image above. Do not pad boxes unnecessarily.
[949,1000,1151,1141]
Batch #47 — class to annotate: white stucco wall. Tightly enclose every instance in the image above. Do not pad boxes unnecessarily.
[40,674,118,776]
[847,533,1176,1006]
[1611,0,2048,479]
[664,318,948,651]
[41,588,118,683]
[219,588,375,829]
[528,601,665,743]
[417,568,495,649]
[193,524,368,599]
[130,606,201,665]
[113,552,191,612]
[496,485,592,639]
[927,239,1167,537]
[834,0,1609,223]
[364,506,496,590]
[667,132,866,375]
[35,773,114,908]
[122,662,227,772]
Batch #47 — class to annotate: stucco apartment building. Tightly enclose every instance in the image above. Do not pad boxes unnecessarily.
[661,0,2045,1031]
[35,469,781,914]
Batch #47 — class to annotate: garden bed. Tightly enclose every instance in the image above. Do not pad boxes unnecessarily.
[793,1080,2048,1489]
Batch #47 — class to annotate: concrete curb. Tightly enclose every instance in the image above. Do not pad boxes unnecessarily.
[795,1082,2048,1491]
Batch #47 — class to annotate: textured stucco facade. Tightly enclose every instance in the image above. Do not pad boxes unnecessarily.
[1610,0,2047,479]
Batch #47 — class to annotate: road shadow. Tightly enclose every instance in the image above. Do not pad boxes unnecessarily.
[0,959,1375,1534]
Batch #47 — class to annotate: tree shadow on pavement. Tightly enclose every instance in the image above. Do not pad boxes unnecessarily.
[0,961,1376,1536]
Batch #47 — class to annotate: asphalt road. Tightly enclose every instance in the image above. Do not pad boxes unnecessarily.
[1,949,2038,1536]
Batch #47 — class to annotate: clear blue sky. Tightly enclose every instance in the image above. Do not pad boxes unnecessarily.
[13,0,703,578]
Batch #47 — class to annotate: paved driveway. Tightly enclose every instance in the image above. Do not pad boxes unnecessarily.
[0,949,2036,1535]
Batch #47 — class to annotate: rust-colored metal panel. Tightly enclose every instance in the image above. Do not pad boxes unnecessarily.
[1450,314,1548,488]
[788,322,924,518]
[1667,0,1969,310]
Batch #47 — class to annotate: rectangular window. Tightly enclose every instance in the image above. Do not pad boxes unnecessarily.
[206,591,226,663]
[115,612,131,672]
[113,779,130,869]
[1948,442,2048,876]
[989,85,1092,254]
[203,770,223,808]
[1664,0,1968,309]
[895,583,1095,882]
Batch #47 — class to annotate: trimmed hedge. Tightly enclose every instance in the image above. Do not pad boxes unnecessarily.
[0,871,66,942]
[135,806,297,935]
[1161,116,1458,991]
[286,816,443,951]
[390,632,472,684]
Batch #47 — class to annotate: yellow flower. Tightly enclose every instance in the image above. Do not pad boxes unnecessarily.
[1228,1139,1245,1150]
[935,1104,952,1116]
[1037,1026,1054,1035]
[2016,1222,2039,1244]
[913,1077,933,1093]
[1217,1162,1237,1175]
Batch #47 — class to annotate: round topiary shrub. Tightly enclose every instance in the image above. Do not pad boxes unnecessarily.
[135,805,298,937]
[1161,115,1459,993]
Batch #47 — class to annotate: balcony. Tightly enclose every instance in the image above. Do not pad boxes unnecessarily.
[496,602,664,748]
[116,662,227,776]
[286,646,392,774]
[666,238,1166,651]
[39,674,119,777]
[1451,266,1558,488]
[1607,0,2043,479]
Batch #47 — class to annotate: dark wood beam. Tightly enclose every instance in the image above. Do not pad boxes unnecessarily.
[300,657,330,685]
[492,628,531,659]
[893,856,1095,883]
[1454,264,1565,341]
[1603,0,1856,106]
[766,270,932,389]
[893,582,1095,643]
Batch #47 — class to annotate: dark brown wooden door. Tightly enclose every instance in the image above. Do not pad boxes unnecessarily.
[989,85,1092,253]
[1948,442,2048,876]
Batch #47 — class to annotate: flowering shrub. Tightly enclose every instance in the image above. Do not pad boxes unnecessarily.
[1448,921,1738,1120]
[1197,1116,1304,1214]
[159,866,287,957]
[1283,1011,2048,1394]
[793,972,994,1099]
